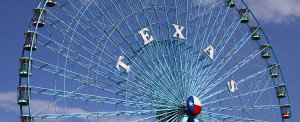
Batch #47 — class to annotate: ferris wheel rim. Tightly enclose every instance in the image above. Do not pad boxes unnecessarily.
[19,0,293,121]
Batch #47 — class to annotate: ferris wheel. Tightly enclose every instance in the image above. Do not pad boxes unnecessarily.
[18,0,293,121]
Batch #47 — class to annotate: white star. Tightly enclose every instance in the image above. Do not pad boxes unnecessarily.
[189,101,193,106]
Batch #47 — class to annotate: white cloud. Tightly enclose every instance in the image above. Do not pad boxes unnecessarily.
[0,92,19,113]
[245,0,300,24]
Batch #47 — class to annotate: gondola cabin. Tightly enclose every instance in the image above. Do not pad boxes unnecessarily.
[24,31,37,51]
[19,57,32,77]
[276,84,286,98]
[250,26,261,40]
[32,8,46,28]
[239,8,249,23]
[17,86,31,106]
[20,115,32,122]
[269,63,279,78]
[226,0,236,8]
[280,105,291,119]
[45,0,56,7]
[260,44,271,59]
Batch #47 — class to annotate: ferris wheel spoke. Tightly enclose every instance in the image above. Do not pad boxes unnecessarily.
[182,0,207,98]
[152,110,179,122]
[30,86,172,109]
[131,110,179,122]
[33,108,176,119]
[113,25,182,103]
[198,9,241,64]
[204,105,271,122]
[197,1,226,49]
[202,85,275,106]
[150,3,185,102]
[202,105,281,112]
[197,10,262,112]
[70,1,185,102]
[101,2,188,103]
[200,63,272,102]
[67,0,115,26]
[105,1,182,101]
[200,111,267,122]
[42,12,176,102]
[184,3,217,97]
[195,18,260,93]
[188,3,231,96]
[31,59,177,109]
[189,12,242,94]
[163,0,189,100]
[194,24,245,91]
[194,33,255,97]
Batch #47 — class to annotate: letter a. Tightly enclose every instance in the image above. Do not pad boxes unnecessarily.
[138,27,154,45]
[116,56,131,73]
[203,45,214,61]
[172,24,186,40]
[227,80,238,93]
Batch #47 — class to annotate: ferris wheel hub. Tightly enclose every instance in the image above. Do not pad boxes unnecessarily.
[186,96,202,116]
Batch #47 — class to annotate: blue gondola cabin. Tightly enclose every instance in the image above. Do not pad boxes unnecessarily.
[269,63,279,78]
[250,26,261,40]
[32,8,46,28]
[239,8,249,23]
[17,86,31,106]
[19,57,32,77]
[276,84,286,98]
[260,44,271,59]
[24,31,37,51]
[280,105,291,119]
[226,0,236,8]
[20,115,32,122]
[44,0,56,7]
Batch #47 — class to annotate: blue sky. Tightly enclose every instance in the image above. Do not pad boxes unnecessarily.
[0,0,299,121]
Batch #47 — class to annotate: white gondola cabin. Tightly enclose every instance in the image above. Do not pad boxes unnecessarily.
[17,86,31,106]
[280,105,291,119]
[226,0,236,8]
[19,57,32,77]
[45,0,56,7]
[260,44,271,59]
[20,115,32,122]
[24,31,37,51]
[269,63,279,78]
[276,84,286,98]
[239,8,249,23]
[32,8,46,28]
[250,25,261,40]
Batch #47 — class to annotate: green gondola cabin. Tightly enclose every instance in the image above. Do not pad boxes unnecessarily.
[276,84,286,98]
[45,0,56,7]
[19,57,32,77]
[226,0,236,8]
[32,8,46,28]
[280,105,291,119]
[24,31,37,51]
[17,86,31,106]
[260,44,271,59]
[269,63,279,78]
[250,26,261,40]
[239,8,249,23]
[20,115,32,122]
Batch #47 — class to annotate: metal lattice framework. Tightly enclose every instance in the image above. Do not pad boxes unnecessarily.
[18,0,293,121]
